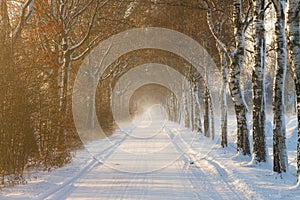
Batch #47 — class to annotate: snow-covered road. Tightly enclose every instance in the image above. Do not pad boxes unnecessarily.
[34,116,246,200]
[2,114,300,200]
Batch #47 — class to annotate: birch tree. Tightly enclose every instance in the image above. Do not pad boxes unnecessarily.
[193,73,203,133]
[288,0,300,179]
[252,0,268,163]
[204,53,211,137]
[218,45,228,147]
[183,76,191,128]
[36,0,109,153]
[202,0,251,155]
[204,84,211,137]
[271,0,288,173]
[58,0,103,143]
[189,79,195,129]
[210,10,228,146]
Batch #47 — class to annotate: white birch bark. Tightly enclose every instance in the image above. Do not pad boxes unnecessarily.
[252,0,267,163]
[204,85,211,137]
[194,79,203,133]
[204,57,211,137]
[184,78,190,128]
[271,0,288,173]
[54,0,104,145]
[228,0,251,155]
[209,90,215,140]
[189,80,194,130]
[206,60,215,139]
[172,92,179,122]
[181,74,188,127]
[203,0,251,154]
[218,45,228,147]
[288,0,300,179]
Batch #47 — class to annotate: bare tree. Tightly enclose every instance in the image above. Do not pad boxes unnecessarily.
[252,0,268,163]
[204,85,211,137]
[271,0,288,173]
[202,0,251,155]
[0,0,35,185]
[217,44,228,147]
[193,72,203,133]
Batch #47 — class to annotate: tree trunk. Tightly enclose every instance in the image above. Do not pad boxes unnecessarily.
[0,0,10,47]
[204,59,211,137]
[252,0,267,162]
[218,45,228,147]
[228,0,251,155]
[229,66,250,156]
[229,39,251,155]
[204,85,211,137]
[209,90,215,140]
[86,74,97,132]
[190,80,195,130]
[203,0,251,154]
[272,0,288,173]
[57,36,71,159]
[183,78,190,128]
[288,0,300,179]
[172,93,178,122]
[0,0,13,183]
[194,80,203,133]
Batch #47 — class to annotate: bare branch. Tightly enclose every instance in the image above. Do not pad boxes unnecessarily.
[243,2,253,25]
[95,41,113,77]
[71,0,94,19]
[244,2,272,32]
[12,0,34,42]
[201,0,228,54]
[70,0,109,51]
[245,48,254,54]
[70,34,102,61]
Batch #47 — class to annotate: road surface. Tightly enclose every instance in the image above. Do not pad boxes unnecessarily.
[35,115,245,200]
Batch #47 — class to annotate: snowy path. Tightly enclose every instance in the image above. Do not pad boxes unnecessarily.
[32,118,246,200]
[2,115,299,199]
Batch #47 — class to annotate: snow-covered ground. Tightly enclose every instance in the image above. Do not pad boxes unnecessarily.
[0,113,299,199]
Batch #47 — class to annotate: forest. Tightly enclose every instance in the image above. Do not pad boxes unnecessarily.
[0,0,299,189]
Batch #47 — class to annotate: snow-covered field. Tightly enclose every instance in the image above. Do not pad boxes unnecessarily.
[0,114,299,199]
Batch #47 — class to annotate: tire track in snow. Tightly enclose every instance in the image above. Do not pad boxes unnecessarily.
[192,160,243,200]
[35,133,129,200]
[165,127,219,199]
[201,158,246,199]
[168,124,264,200]
[202,156,264,200]
[165,126,245,200]
[176,160,203,199]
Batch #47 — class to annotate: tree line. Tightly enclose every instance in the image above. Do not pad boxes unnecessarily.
[198,0,300,180]
[0,0,299,186]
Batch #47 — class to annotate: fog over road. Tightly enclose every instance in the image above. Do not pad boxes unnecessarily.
[37,107,245,200]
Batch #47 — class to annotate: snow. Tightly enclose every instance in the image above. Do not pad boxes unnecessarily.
[0,112,300,199]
